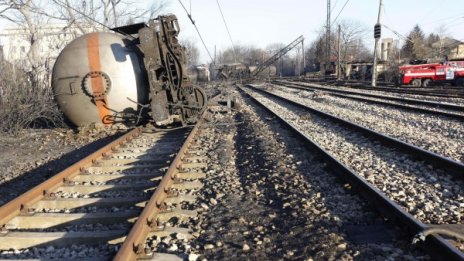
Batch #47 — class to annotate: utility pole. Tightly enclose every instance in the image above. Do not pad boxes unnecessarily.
[302,39,305,76]
[371,0,383,86]
[326,0,331,76]
[337,24,341,81]
[214,45,217,65]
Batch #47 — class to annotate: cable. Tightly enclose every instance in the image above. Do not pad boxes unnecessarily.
[178,0,214,63]
[413,227,464,244]
[216,0,238,63]
[331,0,339,16]
[383,24,462,56]
[382,24,413,43]
[416,0,448,25]
[53,0,135,40]
[332,0,350,25]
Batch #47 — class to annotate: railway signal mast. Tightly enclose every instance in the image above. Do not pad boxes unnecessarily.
[372,0,383,87]
[326,0,331,76]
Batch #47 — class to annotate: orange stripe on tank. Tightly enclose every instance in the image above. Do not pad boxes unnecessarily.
[87,33,112,124]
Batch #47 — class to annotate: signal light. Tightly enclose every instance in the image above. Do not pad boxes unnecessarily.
[374,24,381,39]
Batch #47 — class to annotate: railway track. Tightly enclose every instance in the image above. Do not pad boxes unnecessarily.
[0,112,209,259]
[273,80,464,120]
[294,79,464,104]
[290,78,464,99]
[240,84,464,260]
[264,82,464,163]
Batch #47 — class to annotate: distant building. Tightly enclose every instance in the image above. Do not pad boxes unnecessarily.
[448,43,464,60]
[0,24,93,84]
[377,38,394,61]
[431,37,463,60]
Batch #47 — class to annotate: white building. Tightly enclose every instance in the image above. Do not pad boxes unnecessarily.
[0,24,93,83]
[377,38,394,61]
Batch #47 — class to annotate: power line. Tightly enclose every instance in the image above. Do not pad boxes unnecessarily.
[332,0,350,24]
[177,0,214,63]
[53,0,135,40]
[331,0,339,14]
[382,24,413,43]
[215,0,237,63]
[416,0,448,24]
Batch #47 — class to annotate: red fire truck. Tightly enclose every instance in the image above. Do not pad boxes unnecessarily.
[399,61,464,87]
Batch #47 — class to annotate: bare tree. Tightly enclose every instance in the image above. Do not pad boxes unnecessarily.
[266,43,286,75]
[180,38,200,66]
[217,44,268,66]
[0,0,167,134]
[0,0,168,81]
[337,19,370,61]
[52,0,167,31]
[306,19,371,74]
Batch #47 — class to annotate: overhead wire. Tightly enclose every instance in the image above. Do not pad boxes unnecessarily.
[53,0,136,40]
[384,1,462,41]
[331,0,350,25]
[331,0,339,15]
[416,0,448,25]
[382,24,412,43]
[215,0,238,63]
[177,0,214,63]
[421,14,464,26]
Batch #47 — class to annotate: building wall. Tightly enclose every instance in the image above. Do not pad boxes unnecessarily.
[377,38,393,61]
[449,44,464,60]
[0,24,93,84]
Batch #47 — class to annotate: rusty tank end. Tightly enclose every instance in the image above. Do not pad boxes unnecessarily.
[52,15,207,127]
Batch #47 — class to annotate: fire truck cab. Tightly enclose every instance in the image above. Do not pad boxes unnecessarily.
[399,61,464,87]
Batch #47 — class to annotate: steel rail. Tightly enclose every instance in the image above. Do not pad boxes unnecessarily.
[274,80,464,112]
[247,84,464,178]
[295,78,464,99]
[239,85,464,261]
[0,128,141,227]
[273,82,464,120]
[114,116,204,260]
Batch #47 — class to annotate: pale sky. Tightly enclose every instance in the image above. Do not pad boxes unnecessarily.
[166,0,464,63]
[1,0,463,63]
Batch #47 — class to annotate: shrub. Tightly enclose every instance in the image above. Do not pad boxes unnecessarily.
[0,61,65,136]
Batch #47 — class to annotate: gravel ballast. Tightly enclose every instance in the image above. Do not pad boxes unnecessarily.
[269,83,464,163]
[183,88,430,260]
[286,80,464,105]
[243,86,464,226]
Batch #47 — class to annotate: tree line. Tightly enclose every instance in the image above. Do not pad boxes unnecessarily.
[211,22,457,76]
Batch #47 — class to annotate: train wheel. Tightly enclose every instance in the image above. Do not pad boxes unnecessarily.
[411,79,421,87]
[422,79,432,87]
[178,86,207,125]
[456,78,464,87]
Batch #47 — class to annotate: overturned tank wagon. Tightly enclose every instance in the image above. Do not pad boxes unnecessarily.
[52,15,207,127]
